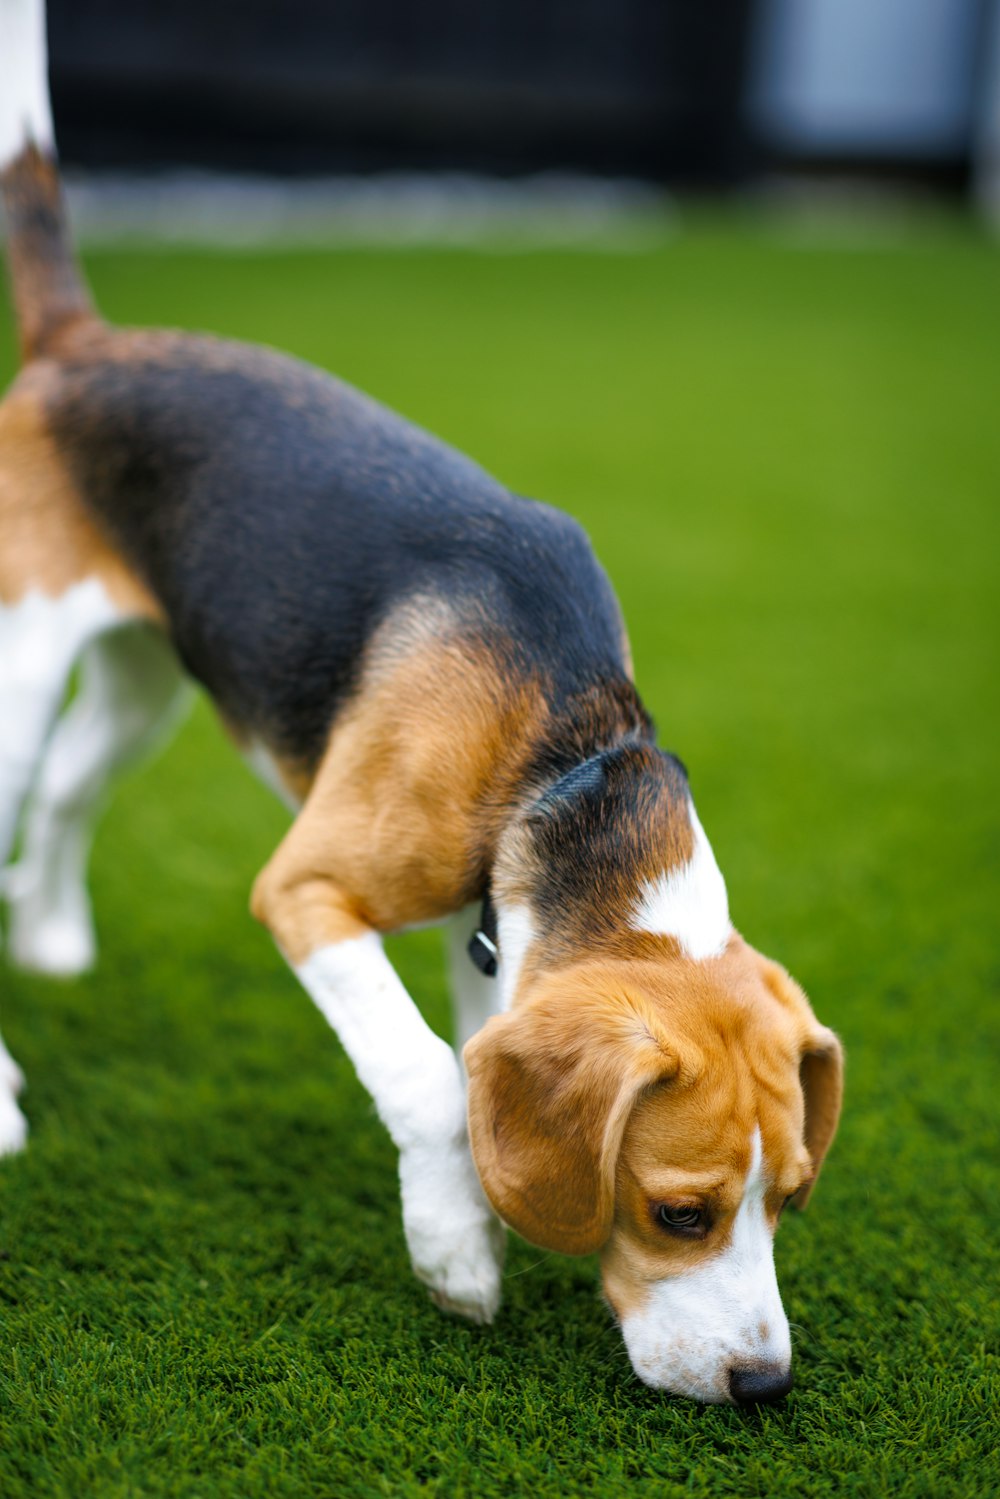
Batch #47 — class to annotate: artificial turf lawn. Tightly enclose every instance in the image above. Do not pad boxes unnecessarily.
[0,215,998,1498]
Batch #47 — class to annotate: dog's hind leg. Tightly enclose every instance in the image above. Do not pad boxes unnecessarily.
[0,366,168,1143]
[4,623,188,977]
[0,579,127,1152]
[0,1026,27,1157]
[0,581,124,870]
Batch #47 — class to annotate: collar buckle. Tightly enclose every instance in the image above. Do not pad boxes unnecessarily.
[468,892,499,978]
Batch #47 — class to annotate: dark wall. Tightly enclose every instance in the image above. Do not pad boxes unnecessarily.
[48,0,755,183]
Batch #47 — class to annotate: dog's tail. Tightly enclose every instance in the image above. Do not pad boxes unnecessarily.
[1,0,95,362]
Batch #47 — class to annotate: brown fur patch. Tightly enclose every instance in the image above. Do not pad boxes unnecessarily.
[757,957,844,1207]
[1,146,94,362]
[0,369,162,619]
[251,607,552,962]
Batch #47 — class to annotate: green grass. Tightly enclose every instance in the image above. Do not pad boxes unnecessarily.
[1,215,998,1497]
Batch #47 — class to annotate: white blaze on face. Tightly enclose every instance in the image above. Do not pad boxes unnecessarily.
[631,800,731,960]
[620,1128,791,1403]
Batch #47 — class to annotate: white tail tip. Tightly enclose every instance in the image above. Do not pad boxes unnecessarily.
[0,0,55,170]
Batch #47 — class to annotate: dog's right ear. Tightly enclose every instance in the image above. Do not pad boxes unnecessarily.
[464,970,681,1255]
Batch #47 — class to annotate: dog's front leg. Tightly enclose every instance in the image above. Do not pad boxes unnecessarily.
[252,864,505,1324]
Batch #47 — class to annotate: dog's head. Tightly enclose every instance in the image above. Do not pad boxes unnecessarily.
[464,937,842,1403]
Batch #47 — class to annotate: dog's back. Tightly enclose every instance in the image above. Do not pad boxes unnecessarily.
[1,17,633,774]
[29,322,633,767]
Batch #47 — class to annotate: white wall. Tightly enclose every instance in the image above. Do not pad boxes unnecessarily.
[750,0,982,158]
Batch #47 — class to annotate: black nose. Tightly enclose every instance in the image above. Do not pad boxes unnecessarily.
[729,1364,794,1406]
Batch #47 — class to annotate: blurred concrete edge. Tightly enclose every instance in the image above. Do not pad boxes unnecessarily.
[59,172,677,253]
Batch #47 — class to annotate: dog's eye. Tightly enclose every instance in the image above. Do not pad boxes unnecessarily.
[657,1204,703,1232]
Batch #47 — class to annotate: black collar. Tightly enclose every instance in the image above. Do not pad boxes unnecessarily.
[468,892,499,977]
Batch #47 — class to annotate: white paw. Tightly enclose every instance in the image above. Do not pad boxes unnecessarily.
[0,1044,24,1097]
[400,1138,506,1325]
[8,915,96,977]
[7,903,96,981]
[3,863,97,977]
[0,1091,28,1157]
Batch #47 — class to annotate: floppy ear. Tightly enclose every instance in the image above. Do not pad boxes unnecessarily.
[464,976,680,1255]
[756,955,844,1210]
[793,1024,844,1208]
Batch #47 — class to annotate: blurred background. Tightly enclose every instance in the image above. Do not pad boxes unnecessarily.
[42,0,1000,240]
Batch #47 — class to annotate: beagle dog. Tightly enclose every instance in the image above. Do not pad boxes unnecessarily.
[0,0,843,1405]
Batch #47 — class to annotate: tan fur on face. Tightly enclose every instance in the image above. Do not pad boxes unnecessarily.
[601,969,812,1319]
[465,960,685,1254]
[0,369,161,618]
[465,934,841,1283]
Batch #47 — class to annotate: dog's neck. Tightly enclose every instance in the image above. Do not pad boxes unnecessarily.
[488,731,705,1004]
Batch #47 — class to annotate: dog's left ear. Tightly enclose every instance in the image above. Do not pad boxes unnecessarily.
[793,1025,844,1208]
[757,956,844,1209]
[463,970,682,1255]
